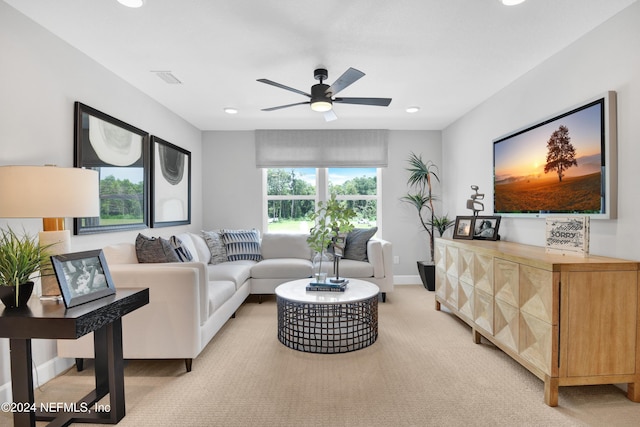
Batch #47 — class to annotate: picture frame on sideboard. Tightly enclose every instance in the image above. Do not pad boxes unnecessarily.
[472,216,501,241]
[453,216,475,240]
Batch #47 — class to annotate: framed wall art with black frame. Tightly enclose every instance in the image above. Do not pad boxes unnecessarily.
[150,136,191,227]
[51,249,116,309]
[472,216,501,241]
[74,102,150,234]
[453,216,475,240]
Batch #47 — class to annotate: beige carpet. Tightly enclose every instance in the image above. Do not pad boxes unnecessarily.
[3,285,640,427]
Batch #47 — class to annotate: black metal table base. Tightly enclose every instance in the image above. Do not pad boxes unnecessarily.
[277,295,378,353]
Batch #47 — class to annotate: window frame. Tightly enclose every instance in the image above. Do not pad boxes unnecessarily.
[262,168,382,234]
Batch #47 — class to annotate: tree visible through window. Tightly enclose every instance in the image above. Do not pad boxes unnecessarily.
[266,168,316,233]
[328,168,378,229]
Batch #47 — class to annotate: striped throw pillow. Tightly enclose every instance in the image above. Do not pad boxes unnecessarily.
[170,235,193,262]
[221,229,262,262]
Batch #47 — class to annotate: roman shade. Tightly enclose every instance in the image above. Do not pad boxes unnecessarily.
[255,130,388,168]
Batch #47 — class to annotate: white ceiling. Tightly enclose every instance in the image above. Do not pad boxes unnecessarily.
[4,0,637,131]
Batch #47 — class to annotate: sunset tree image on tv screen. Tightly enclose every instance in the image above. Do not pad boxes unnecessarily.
[494,99,604,214]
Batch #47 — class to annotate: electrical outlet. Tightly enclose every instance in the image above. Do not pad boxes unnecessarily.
[393,256,400,264]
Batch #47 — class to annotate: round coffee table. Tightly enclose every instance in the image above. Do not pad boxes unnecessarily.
[275,278,379,354]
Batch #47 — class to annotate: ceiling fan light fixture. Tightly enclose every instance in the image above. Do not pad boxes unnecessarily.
[224,107,238,114]
[311,101,332,112]
[257,67,391,118]
[501,0,525,5]
[406,106,420,113]
[117,0,145,8]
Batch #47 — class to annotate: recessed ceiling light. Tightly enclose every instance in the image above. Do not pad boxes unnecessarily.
[117,0,145,8]
[406,106,420,114]
[501,0,525,5]
[224,107,238,114]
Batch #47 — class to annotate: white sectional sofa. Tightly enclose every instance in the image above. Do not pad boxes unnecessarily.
[57,231,393,371]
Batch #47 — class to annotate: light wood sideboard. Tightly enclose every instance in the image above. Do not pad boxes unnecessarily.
[434,237,640,407]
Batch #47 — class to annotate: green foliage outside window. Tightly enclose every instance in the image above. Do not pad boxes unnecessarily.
[266,168,378,232]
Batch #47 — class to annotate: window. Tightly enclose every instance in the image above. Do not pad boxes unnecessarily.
[265,168,316,233]
[328,168,378,229]
[263,167,381,233]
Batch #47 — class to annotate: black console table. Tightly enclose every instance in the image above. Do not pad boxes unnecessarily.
[0,288,149,427]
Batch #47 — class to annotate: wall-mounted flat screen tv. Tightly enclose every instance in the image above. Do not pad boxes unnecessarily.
[493,91,617,219]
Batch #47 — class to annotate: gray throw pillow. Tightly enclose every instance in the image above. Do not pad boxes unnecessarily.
[202,230,228,265]
[343,227,378,262]
[135,234,181,263]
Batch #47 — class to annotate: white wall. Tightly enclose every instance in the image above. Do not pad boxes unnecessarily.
[0,2,203,400]
[442,2,640,260]
[384,131,443,281]
[201,131,263,230]
[201,129,443,279]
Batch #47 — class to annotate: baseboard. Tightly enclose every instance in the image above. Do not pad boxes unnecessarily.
[393,275,422,285]
[0,356,74,404]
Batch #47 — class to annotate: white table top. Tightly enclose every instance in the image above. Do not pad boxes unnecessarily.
[275,278,380,304]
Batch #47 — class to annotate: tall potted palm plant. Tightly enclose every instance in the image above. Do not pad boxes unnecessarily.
[401,152,454,290]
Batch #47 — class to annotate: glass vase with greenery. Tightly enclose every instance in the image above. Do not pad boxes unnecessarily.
[306,194,356,282]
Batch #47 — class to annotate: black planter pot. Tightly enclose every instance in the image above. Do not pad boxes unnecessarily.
[0,282,34,309]
[417,261,436,291]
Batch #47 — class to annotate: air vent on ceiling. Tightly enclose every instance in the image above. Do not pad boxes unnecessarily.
[152,71,182,84]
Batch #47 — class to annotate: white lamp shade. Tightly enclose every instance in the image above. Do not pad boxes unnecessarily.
[0,166,100,218]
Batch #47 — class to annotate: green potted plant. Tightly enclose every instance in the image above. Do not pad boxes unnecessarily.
[307,194,356,283]
[0,227,51,308]
[401,152,454,291]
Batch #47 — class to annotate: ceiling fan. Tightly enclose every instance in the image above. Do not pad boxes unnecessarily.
[257,67,392,122]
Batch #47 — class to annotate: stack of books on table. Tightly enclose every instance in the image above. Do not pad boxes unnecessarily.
[306,280,349,292]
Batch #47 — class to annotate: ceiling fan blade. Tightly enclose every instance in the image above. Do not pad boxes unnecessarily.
[261,101,310,111]
[326,67,365,96]
[257,79,311,98]
[324,110,338,122]
[334,97,392,107]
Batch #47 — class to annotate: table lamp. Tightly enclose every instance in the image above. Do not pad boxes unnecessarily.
[0,165,100,299]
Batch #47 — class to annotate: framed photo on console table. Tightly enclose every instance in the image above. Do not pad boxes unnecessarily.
[472,216,501,241]
[453,216,475,240]
[51,249,116,308]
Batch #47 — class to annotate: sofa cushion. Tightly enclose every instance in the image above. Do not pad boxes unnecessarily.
[207,261,254,290]
[344,227,378,262]
[207,280,237,313]
[251,258,313,279]
[260,233,312,259]
[135,234,181,263]
[221,229,262,261]
[338,259,375,278]
[188,232,211,264]
[103,243,138,265]
[202,230,228,264]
